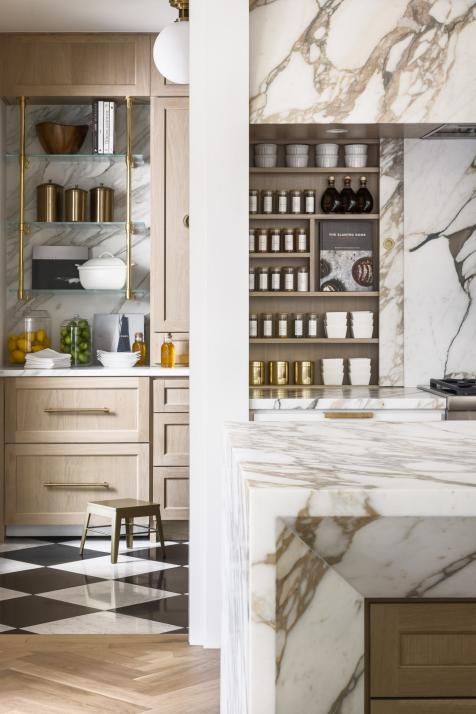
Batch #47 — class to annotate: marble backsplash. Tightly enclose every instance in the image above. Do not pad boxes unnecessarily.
[250,0,476,124]
[4,102,150,356]
[404,139,476,384]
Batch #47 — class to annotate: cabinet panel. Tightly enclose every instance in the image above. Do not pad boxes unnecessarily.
[5,443,149,525]
[0,380,4,542]
[371,702,476,713]
[150,49,189,96]
[370,603,476,698]
[1,33,150,96]
[153,413,189,466]
[153,378,189,412]
[154,467,189,520]
[5,377,149,444]
[150,97,189,333]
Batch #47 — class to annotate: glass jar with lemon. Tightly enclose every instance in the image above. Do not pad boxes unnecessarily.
[7,309,51,364]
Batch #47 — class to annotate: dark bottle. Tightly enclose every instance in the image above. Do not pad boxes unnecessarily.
[320,176,343,214]
[356,176,374,213]
[341,175,358,213]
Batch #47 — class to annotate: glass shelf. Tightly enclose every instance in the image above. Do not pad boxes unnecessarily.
[7,221,148,233]
[5,153,145,166]
[9,288,148,298]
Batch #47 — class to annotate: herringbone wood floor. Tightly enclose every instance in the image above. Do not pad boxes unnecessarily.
[0,635,220,713]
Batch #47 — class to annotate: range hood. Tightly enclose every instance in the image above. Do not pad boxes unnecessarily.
[421,124,476,139]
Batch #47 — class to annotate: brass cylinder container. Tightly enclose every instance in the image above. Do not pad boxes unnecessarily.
[249,361,265,387]
[294,360,314,386]
[65,186,87,222]
[37,180,63,222]
[269,360,289,386]
[90,184,114,222]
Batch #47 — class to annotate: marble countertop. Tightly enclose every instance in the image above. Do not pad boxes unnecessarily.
[249,386,446,410]
[0,366,190,377]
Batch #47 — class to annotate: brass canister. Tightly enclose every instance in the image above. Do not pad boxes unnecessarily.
[65,186,87,222]
[249,361,265,386]
[90,184,114,222]
[269,360,289,386]
[294,360,314,386]
[37,180,63,222]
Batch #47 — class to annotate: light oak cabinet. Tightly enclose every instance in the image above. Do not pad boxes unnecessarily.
[371,702,476,713]
[154,467,189,520]
[150,97,189,335]
[153,413,189,467]
[0,33,151,96]
[153,378,189,412]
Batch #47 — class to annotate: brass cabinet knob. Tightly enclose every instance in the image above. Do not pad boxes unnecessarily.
[183,214,189,228]
[383,238,395,251]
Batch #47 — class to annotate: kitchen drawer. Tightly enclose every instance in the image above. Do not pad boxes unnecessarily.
[154,467,189,520]
[153,413,189,466]
[153,378,189,412]
[371,702,476,713]
[252,409,444,422]
[370,603,476,698]
[5,377,149,443]
[5,443,149,525]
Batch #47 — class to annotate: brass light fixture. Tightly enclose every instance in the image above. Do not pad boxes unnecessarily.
[153,0,189,85]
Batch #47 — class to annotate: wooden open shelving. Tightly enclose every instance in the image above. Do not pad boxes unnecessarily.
[250,167,380,174]
[250,338,378,344]
[251,213,379,220]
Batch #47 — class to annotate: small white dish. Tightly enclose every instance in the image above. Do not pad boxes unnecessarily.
[285,155,309,168]
[325,326,348,338]
[315,143,339,154]
[254,143,278,155]
[344,144,368,154]
[351,325,374,338]
[255,155,278,168]
[316,155,339,168]
[345,156,367,168]
[286,144,309,155]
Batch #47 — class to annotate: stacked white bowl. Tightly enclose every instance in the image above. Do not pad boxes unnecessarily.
[315,143,339,168]
[286,143,309,168]
[350,311,374,338]
[324,311,348,338]
[349,357,372,385]
[254,143,278,168]
[321,358,344,385]
[344,143,368,168]
[97,350,141,368]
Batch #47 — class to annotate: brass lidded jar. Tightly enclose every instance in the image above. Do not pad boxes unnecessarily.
[37,180,63,222]
[90,184,114,222]
[65,185,87,222]
[249,361,265,386]
[269,360,289,386]
[294,360,314,386]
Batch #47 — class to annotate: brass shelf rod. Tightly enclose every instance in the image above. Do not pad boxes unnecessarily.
[125,96,133,300]
[18,96,26,301]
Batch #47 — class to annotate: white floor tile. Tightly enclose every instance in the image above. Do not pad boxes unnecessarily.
[0,624,14,633]
[0,539,50,553]
[50,555,176,580]
[0,586,28,602]
[0,558,41,575]
[59,538,175,553]
[25,610,181,635]
[39,580,179,610]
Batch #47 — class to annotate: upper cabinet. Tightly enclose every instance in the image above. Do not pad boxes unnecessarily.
[0,34,151,97]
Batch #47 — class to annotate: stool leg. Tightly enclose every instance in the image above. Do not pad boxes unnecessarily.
[79,512,91,557]
[155,507,166,560]
[111,513,122,564]
[125,517,134,549]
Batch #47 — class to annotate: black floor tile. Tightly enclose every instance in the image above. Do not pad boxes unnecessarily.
[0,595,95,628]
[114,594,189,629]
[0,628,36,635]
[119,566,188,594]
[0,567,105,595]
[128,543,188,566]
[0,544,103,567]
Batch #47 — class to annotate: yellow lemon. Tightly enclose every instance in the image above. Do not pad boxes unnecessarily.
[36,329,47,344]
[11,349,25,364]
[31,345,44,353]
[8,336,17,351]
[17,338,28,352]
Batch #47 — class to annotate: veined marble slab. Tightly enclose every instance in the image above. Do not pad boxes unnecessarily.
[222,420,476,714]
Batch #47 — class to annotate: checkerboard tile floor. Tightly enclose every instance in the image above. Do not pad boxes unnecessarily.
[0,536,188,634]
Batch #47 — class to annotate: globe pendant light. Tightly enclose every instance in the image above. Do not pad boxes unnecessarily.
[153,0,189,85]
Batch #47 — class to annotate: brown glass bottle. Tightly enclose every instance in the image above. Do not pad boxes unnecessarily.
[356,176,374,213]
[341,176,358,213]
[320,176,343,214]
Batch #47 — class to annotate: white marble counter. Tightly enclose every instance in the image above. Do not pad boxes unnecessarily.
[222,420,476,714]
[0,366,190,377]
[249,386,446,411]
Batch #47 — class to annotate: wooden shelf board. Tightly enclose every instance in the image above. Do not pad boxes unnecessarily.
[250,167,379,174]
[249,252,310,258]
[250,338,378,344]
[250,291,379,297]
[250,213,380,220]
[249,383,378,389]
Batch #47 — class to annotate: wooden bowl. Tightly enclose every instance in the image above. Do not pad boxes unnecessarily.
[36,122,89,154]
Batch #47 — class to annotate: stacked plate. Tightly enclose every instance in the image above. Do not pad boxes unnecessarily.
[324,311,348,338]
[350,311,374,338]
[97,350,140,368]
[254,143,278,168]
[25,348,71,370]
[349,357,372,385]
[321,358,344,385]
[345,143,368,168]
[286,144,309,168]
[315,143,339,168]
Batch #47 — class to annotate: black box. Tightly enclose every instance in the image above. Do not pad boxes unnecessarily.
[32,246,89,290]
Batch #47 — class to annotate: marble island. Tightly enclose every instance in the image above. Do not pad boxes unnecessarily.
[222,419,476,714]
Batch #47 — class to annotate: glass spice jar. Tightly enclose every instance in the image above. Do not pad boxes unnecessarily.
[249,189,258,214]
[262,190,274,214]
[295,228,307,252]
[307,313,318,338]
[249,266,256,292]
[262,313,274,338]
[297,266,309,292]
[277,190,288,214]
[257,228,268,253]
[249,228,256,253]
[304,189,316,214]
[269,228,281,253]
[278,313,289,338]
[283,266,295,291]
[293,313,304,338]
[249,313,258,338]
[258,266,270,291]
[290,190,302,214]
[60,314,92,366]
[283,228,294,252]
[270,267,281,291]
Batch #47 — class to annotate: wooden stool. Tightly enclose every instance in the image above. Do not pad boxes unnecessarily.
[79,498,166,564]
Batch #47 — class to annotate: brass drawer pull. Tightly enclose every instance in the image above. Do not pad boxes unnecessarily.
[44,482,110,489]
[324,411,374,419]
[44,407,111,414]
[183,214,189,228]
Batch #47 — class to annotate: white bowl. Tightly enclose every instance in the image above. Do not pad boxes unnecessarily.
[316,155,339,168]
[77,252,128,290]
[349,357,371,365]
[325,316,348,323]
[286,155,309,168]
[326,311,348,319]
[344,144,368,154]
[351,326,374,338]
[315,143,339,155]
[345,156,367,168]
[351,316,374,323]
[350,375,371,385]
[325,327,348,338]
[255,155,278,168]
[351,311,373,319]
[322,358,344,368]
[322,374,344,385]
[254,143,278,155]
[286,144,309,155]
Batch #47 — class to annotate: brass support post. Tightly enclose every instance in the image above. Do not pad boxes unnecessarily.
[17,96,26,301]
[125,96,133,300]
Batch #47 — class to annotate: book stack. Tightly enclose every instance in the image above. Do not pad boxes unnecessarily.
[92,100,116,154]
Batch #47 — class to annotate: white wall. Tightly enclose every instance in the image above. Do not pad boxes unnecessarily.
[189,1,250,647]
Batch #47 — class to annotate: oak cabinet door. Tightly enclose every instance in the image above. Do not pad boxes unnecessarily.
[150,97,189,334]
[153,378,189,413]
[1,33,150,96]
[154,467,189,520]
[153,413,189,467]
